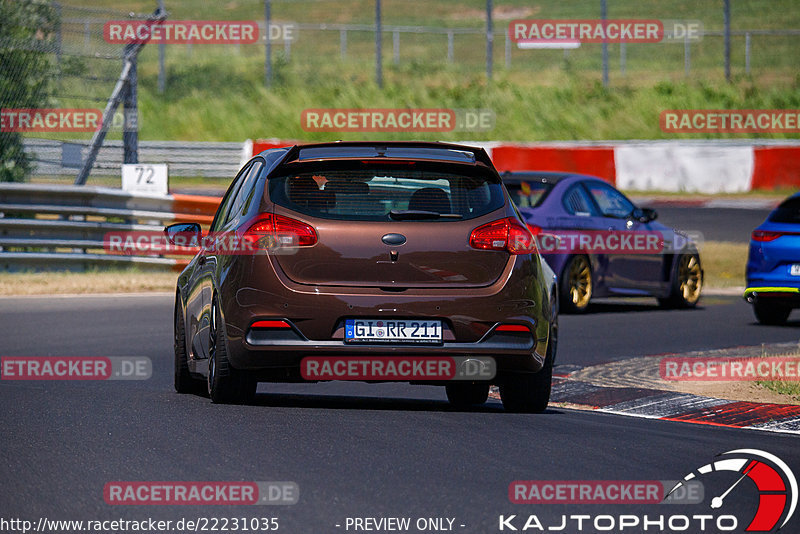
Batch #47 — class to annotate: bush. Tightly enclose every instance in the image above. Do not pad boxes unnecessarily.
[0,0,59,182]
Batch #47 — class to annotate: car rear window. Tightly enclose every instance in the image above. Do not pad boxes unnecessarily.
[769,197,800,223]
[505,181,553,208]
[268,168,504,221]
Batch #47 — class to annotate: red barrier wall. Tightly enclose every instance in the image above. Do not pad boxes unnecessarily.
[752,147,800,190]
[252,139,293,155]
[490,146,617,184]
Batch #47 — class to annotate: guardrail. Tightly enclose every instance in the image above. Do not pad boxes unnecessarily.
[24,138,246,179]
[0,183,220,272]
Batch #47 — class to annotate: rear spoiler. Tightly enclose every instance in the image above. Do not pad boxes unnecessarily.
[269,141,496,171]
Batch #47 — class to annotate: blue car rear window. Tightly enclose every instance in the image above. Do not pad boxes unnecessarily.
[504,181,554,208]
[769,197,800,223]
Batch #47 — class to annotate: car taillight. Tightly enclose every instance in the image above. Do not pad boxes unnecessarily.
[752,230,782,242]
[251,320,291,328]
[244,214,317,247]
[527,224,543,236]
[495,324,531,333]
[470,217,537,255]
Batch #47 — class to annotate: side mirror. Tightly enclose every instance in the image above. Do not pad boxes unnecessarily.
[165,222,201,247]
[641,207,658,222]
[632,207,657,223]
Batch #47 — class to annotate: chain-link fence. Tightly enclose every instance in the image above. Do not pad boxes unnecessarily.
[1,1,151,182]
[2,0,799,184]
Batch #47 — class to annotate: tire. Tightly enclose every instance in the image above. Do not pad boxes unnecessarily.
[174,297,201,394]
[659,253,703,309]
[445,382,490,408]
[560,255,592,313]
[753,300,792,325]
[499,321,556,414]
[207,297,257,404]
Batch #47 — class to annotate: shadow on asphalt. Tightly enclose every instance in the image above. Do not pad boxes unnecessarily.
[745,320,800,328]
[575,301,707,315]
[225,392,566,415]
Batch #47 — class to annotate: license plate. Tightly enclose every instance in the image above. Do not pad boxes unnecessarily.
[791,264,800,276]
[345,319,442,343]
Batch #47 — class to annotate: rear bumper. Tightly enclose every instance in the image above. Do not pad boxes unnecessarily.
[744,286,800,307]
[228,323,546,379]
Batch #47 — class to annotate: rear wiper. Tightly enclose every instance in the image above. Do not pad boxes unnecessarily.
[389,210,463,220]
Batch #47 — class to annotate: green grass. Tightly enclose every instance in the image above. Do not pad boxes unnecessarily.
[759,380,800,401]
[701,241,747,288]
[0,268,178,295]
[137,62,799,142]
[71,0,800,31]
[40,0,800,144]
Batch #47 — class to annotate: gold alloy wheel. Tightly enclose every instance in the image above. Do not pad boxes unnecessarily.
[568,256,592,309]
[678,254,703,304]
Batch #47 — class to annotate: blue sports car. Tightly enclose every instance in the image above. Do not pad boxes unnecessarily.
[503,171,703,313]
[745,192,800,325]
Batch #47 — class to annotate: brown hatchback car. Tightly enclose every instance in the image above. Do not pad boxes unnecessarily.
[167,142,558,412]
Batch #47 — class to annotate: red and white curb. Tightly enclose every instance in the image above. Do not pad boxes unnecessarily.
[489,364,799,434]
[529,371,800,435]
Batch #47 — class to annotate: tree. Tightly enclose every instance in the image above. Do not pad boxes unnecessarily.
[0,0,59,182]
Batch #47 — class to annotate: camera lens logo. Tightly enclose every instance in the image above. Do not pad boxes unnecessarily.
[666,449,797,531]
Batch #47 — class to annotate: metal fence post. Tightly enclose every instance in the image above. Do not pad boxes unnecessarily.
[486,0,493,80]
[284,38,291,60]
[376,0,383,88]
[745,32,751,74]
[55,2,62,76]
[340,29,347,59]
[74,9,166,185]
[265,0,272,87]
[123,52,138,164]
[724,0,731,81]
[393,30,399,64]
[447,31,454,63]
[620,42,626,75]
[158,0,165,93]
[505,31,511,68]
[684,33,691,77]
[601,0,608,87]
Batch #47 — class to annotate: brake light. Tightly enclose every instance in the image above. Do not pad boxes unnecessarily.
[495,324,530,333]
[470,217,537,255]
[527,224,543,236]
[244,214,317,247]
[252,320,291,328]
[752,230,782,242]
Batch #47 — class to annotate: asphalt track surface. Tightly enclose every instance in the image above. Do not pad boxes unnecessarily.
[2,293,798,533]
[653,207,769,243]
